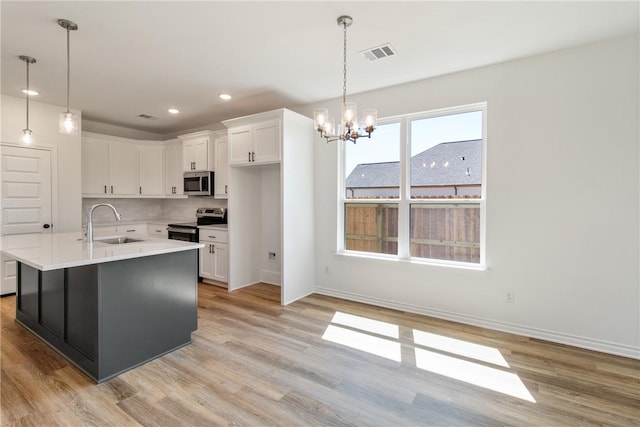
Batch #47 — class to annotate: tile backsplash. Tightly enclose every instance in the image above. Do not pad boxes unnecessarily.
[82,197,226,224]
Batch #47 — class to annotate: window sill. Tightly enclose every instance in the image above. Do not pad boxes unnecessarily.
[335,251,488,272]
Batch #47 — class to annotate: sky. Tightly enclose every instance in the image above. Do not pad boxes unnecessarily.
[345,110,483,176]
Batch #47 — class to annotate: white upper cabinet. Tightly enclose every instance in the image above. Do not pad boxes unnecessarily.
[82,137,109,195]
[82,136,137,196]
[253,120,281,164]
[109,143,138,196]
[82,132,168,198]
[226,118,281,166]
[179,131,216,172]
[138,144,164,196]
[164,139,184,197]
[214,136,229,199]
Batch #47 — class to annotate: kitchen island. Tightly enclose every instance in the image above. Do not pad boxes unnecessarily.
[0,232,203,383]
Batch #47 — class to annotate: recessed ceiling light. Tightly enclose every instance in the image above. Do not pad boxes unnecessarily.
[168,108,180,114]
[22,89,39,96]
[218,93,232,101]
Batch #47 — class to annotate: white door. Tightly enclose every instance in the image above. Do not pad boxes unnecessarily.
[0,145,53,295]
[1,145,53,234]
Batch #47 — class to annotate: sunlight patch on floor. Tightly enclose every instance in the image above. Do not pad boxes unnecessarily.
[322,324,402,362]
[414,347,536,402]
[330,312,399,339]
[413,329,509,367]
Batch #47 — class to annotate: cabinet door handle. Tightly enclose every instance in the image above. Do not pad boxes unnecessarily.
[208,235,216,239]
[139,186,142,195]
[110,185,113,194]
[126,229,136,233]
[104,185,107,194]
[252,151,255,162]
[248,151,251,162]
[225,184,228,194]
[212,245,215,254]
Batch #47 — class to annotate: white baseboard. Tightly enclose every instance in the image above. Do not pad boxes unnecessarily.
[261,270,281,286]
[314,286,640,360]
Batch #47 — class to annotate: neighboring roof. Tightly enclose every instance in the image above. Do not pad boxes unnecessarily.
[346,139,482,188]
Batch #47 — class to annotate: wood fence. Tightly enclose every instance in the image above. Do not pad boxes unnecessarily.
[345,203,480,263]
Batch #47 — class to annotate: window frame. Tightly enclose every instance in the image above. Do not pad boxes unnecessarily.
[338,102,487,269]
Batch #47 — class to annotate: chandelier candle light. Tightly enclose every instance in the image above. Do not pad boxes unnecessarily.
[19,55,36,146]
[314,15,377,143]
[58,19,78,135]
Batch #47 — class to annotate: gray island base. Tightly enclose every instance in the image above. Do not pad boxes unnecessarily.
[16,249,198,383]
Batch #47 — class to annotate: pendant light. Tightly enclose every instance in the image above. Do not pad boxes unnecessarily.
[58,19,78,135]
[19,55,36,146]
[314,16,377,144]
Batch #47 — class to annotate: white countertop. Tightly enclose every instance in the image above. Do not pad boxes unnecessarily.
[0,232,204,271]
[198,224,228,230]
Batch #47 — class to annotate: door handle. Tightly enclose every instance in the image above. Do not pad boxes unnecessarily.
[248,151,251,162]
[104,185,107,194]
[139,186,142,194]
[252,151,255,162]
[110,185,113,194]
[212,245,215,254]
[43,224,50,229]
[225,184,228,194]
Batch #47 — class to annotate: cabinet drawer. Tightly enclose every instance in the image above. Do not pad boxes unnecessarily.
[117,224,146,235]
[147,223,168,238]
[199,229,227,243]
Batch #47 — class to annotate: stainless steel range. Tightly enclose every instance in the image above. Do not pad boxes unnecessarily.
[167,208,227,242]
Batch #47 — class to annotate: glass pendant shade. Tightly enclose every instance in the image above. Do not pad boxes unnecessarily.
[362,109,378,132]
[21,129,33,146]
[323,117,336,137]
[342,102,357,129]
[59,111,78,134]
[314,108,329,132]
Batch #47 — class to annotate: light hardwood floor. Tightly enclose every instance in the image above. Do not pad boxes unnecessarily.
[1,283,639,426]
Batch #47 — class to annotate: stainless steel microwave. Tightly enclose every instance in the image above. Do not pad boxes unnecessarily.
[184,171,214,196]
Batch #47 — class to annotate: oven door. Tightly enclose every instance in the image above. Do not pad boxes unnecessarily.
[167,227,198,242]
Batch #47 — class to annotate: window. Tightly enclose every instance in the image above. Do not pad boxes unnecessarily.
[341,104,485,266]
[344,122,400,255]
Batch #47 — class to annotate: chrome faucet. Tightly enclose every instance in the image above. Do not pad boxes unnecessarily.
[87,203,122,242]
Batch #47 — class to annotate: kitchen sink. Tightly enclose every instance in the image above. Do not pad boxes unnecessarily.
[95,236,144,244]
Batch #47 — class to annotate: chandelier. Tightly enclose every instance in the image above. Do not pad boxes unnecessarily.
[314,16,377,144]
[58,19,79,135]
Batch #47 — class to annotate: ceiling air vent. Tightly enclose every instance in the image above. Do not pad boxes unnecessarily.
[360,43,396,61]
[137,114,158,120]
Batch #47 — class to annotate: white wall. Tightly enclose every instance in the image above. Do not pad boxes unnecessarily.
[298,35,639,358]
[1,95,82,232]
[82,119,164,141]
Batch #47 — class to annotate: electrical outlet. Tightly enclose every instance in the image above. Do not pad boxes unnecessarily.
[268,252,276,260]
[506,290,515,303]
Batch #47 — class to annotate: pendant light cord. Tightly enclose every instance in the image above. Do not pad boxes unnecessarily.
[66,27,70,113]
[342,19,348,110]
[26,60,30,129]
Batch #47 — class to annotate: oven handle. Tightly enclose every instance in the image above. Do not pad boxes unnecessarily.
[167,227,197,234]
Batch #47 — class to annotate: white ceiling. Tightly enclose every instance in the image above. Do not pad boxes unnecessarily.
[2,1,638,135]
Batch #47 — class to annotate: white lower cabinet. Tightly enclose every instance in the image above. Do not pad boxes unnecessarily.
[147,223,168,238]
[199,227,228,285]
